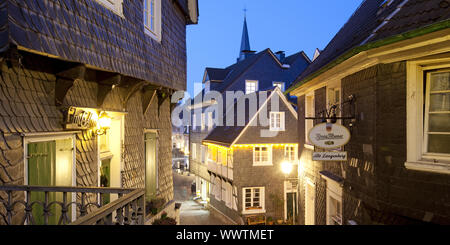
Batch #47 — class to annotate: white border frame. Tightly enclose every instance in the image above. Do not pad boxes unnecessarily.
[242,186,266,215]
[144,0,162,42]
[405,60,450,174]
[252,145,273,166]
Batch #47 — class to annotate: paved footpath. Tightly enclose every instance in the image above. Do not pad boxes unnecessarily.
[173,170,234,225]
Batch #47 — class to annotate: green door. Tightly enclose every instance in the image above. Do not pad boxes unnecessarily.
[145,133,157,201]
[100,159,111,205]
[28,141,57,225]
[286,192,298,223]
[28,140,73,225]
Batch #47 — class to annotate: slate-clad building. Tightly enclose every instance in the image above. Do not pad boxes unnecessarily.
[287,0,450,225]
[203,88,299,224]
[0,0,198,225]
[188,16,310,223]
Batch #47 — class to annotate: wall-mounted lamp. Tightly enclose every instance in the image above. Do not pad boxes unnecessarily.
[281,160,293,175]
[96,111,112,135]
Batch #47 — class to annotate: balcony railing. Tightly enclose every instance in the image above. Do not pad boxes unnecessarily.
[0,185,145,225]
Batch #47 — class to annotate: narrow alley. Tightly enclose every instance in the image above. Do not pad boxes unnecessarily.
[173,170,235,225]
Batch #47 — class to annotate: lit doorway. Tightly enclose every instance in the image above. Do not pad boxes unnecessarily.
[98,114,124,204]
[145,130,158,201]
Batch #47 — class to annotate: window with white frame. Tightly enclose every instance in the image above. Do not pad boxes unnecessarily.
[270,111,285,131]
[245,80,258,94]
[305,93,315,145]
[328,196,342,225]
[243,187,265,214]
[284,145,297,162]
[144,0,162,42]
[273,82,285,92]
[96,0,123,16]
[406,62,450,174]
[253,146,272,166]
[323,174,343,225]
[424,70,450,155]
[327,86,341,117]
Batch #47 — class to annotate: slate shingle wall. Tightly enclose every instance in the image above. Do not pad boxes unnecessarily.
[297,62,450,225]
[4,0,188,90]
[0,60,174,224]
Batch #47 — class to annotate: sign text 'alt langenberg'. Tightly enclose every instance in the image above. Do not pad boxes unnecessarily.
[312,151,347,161]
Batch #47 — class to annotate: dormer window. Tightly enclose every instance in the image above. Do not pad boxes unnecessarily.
[273,82,285,92]
[245,80,258,94]
[144,0,162,42]
[96,0,124,16]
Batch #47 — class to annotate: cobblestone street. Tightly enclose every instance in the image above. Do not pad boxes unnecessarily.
[173,170,234,225]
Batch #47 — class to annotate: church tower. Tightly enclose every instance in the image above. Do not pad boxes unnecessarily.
[237,15,251,62]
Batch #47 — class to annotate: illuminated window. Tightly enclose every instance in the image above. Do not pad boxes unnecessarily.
[253,146,272,166]
[144,0,162,41]
[284,145,297,162]
[270,112,285,131]
[243,187,265,214]
[245,80,258,94]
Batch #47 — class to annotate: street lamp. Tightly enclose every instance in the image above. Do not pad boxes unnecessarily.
[281,160,296,225]
[96,111,112,135]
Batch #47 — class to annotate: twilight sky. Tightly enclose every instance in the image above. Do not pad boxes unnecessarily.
[185,0,364,97]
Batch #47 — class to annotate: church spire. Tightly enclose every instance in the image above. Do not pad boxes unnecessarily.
[238,12,251,62]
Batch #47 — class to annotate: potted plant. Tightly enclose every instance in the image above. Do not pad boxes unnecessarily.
[266,216,274,225]
[152,212,177,225]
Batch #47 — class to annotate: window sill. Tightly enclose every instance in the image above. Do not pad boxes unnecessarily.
[405,161,450,175]
[145,28,161,43]
[253,163,273,167]
[242,209,266,215]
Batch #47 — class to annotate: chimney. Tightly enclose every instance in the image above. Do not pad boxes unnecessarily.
[275,51,285,62]
[238,50,257,62]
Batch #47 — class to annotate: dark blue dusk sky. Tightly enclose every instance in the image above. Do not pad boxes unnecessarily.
[186,0,364,97]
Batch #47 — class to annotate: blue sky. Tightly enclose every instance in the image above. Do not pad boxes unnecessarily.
[186,0,364,97]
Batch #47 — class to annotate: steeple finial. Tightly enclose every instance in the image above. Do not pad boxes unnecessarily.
[238,10,251,62]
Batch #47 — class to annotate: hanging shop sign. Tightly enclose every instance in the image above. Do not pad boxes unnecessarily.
[308,123,351,149]
[312,151,347,161]
[64,107,98,130]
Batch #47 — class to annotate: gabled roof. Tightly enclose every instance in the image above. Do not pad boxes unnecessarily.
[203,88,297,147]
[288,0,450,93]
[283,51,311,65]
